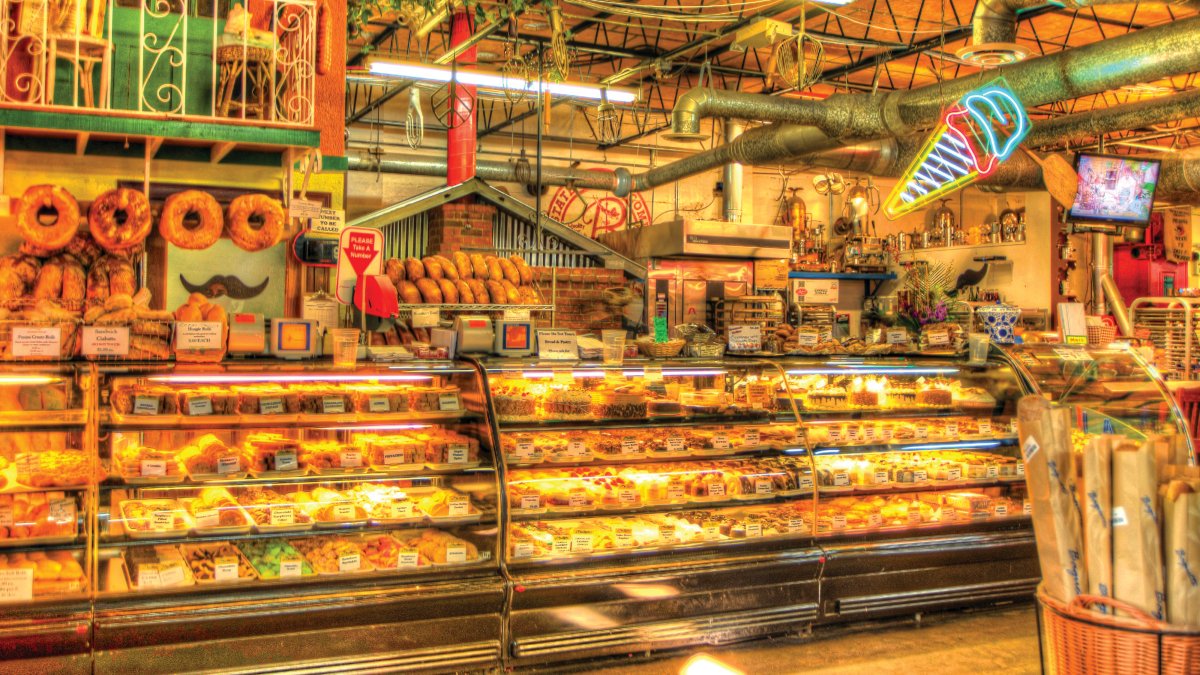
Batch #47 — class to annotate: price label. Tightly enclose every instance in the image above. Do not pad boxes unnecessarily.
[978,420,993,435]
[332,503,356,520]
[712,433,730,450]
[571,533,593,553]
[795,332,820,347]
[1112,506,1129,527]
[447,444,470,464]
[881,426,894,441]
[833,471,850,487]
[703,522,721,540]
[995,504,1009,517]
[390,501,414,519]
[448,497,470,517]
[708,482,726,497]
[194,509,219,528]
[520,495,541,510]
[259,398,284,415]
[137,565,162,589]
[82,326,129,357]
[187,397,213,416]
[439,393,461,412]
[502,308,531,323]
[745,429,761,447]
[927,329,951,346]
[133,396,159,416]
[1017,462,1025,477]
[513,440,536,460]
[368,396,390,413]
[568,490,589,507]
[217,455,240,474]
[339,553,361,573]
[48,498,74,524]
[157,565,185,589]
[666,436,686,453]
[12,326,61,358]
[886,328,909,345]
[727,325,763,352]
[620,437,640,454]
[915,425,929,440]
[274,450,298,472]
[658,525,675,542]
[798,476,815,491]
[279,559,303,579]
[151,510,174,531]
[618,489,638,505]
[511,543,534,559]
[552,535,571,555]
[745,522,763,538]
[986,465,999,479]
[214,557,239,582]
[868,513,883,527]
[1024,500,1033,515]
[270,506,295,526]
[411,306,440,328]
[828,426,843,443]
[946,421,959,436]
[382,447,410,466]
[942,508,958,523]
[398,550,420,568]
[615,528,634,548]
[946,467,963,482]
[445,545,468,563]
[874,470,889,485]
[847,426,860,443]
[567,439,588,457]
[863,426,876,442]
[175,322,223,350]
[0,506,12,528]
[667,482,686,501]
[141,459,167,477]
[537,330,579,360]
[913,470,928,483]
[788,518,806,533]
[832,514,847,530]
[908,510,923,525]
[322,396,346,414]
[755,478,774,495]
[339,451,363,469]
[1010,419,1020,434]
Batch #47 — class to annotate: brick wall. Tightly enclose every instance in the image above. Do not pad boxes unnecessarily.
[426,200,496,255]
[533,266,626,332]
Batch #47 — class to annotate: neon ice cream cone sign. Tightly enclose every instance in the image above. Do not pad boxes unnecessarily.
[883,78,1030,219]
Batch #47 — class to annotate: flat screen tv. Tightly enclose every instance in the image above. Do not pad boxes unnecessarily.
[1067,153,1161,227]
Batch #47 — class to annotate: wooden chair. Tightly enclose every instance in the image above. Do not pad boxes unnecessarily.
[46,33,111,108]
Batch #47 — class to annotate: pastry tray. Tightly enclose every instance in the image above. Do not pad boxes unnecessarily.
[179,542,260,584]
[179,498,254,536]
[289,539,377,576]
[247,468,309,479]
[431,549,491,567]
[309,465,373,475]
[119,499,193,539]
[544,454,594,464]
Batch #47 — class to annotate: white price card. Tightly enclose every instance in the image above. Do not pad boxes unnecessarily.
[946,421,959,436]
[0,568,32,602]
[946,467,963,482]
[727,325,763,352]
[12,326,61,358]
[658,525,675,542]
[159,564,184,588]
[137,565,162,589]
[216,454,240,475]
[133,395,159,415]
[447,497,470,517]
[339,553,361,573]
[828,426,843,442]
[708,482,726,497]
[745,429,761,447]
[834,471,850,487]
[886,328,909,345]
[666,436,686,453]
[799,476,815,491]
[755,478,774,495]
[537,329,579,360]
[274,450,299,471]
[788,518,806,533]
[832,514,847,530]
[874,470,890,485]
[1053,346,1094,362]
[151,510,173,530]
[398,550,420,568]
[567,439,588,457]
[411,306,440,327]
[520,495,541,510]
[0,505,12,528]
[915,425,929,440]
[141,459,166,477]
[448,444,470,464]
[82,326,129,357]
[927,330,951,346]
[279,559,303,578]
[979,420,993,435]
[382,447,410,466]
[194,509,219,528]
[908,510,923,525]
[620,437,640,454]
[552,535,571,555]
[667,482,686,501]
[259,398,284,415]
[187,397,213,416]
[512,440,536,461]
[568,490,589,507]
[913,470,929,483]
[703,522,721,540]
[712,433,730,450]
[502,308,531,322]
[49,498,75,524]
[270,506,295,526]
[868,513,883,527]
[214,557,239,582]
[570,534,593,553]
[615,528,634,548]
[986,465,999,479]
[321,396,346,414]
[175,322,224,350]
[445,545,468,563]
[390,501,414,519]
[439,394,461,412]
[368,396,390,413]
[618,489,638,505]
[745,522,763,538]
[339,451,362,469]
[332,503,356,520]
[995,504,1009,517]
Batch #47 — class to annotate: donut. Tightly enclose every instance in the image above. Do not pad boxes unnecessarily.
[226,194,285,252]
[511,255,534,285]
[398,280,422,305]
[498,258,521,285]
[485,256,504,282]
[467,279,489,304]
[470,254,489,279]
[437,278,459,304]
[421,257,445,280]
[452,252,473,280]
[159,190,223,250]
[415,278,442,304]
[433,255,459,281]
[89,188,152,253]
[405,257,425,280]
[18,185,79,252]
[455,280,475,304]
[485,280,507,305]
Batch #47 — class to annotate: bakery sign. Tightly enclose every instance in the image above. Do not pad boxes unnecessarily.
[792,278,840,304]
[545,171,651,238]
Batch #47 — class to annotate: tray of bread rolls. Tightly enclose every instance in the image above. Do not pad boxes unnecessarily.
[385,252,552,310]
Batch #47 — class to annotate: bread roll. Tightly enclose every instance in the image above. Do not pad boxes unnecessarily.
[416,277,443,304]
[385,258,405,286]
[500,279,522,304]
[405,257,425,280]
[437,278,459,304]
[511,255,534,285]
[485,280,507,305]
[485,256,504,282]
[452,252,473,280]
[470,253,489,279]
[175,303,203,322]
[467,279,489,304]
[108,261,135,296]
[61,261,85,303]
[498,258,521,285]
[32,262,63,300]
[455,280,475,304]
[518,285,540,305]
[398,280,422,305]
[202,303,228,324]
[85,265,109,305]
[433,255,459,281]
[421,256,444,281]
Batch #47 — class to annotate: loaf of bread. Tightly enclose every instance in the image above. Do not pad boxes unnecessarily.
[455,280,475,304]
[498,258,520,285]
[510,255,533,285]
[485,256,503,282]
[485,280,507,305]
[398,280,422,305]
[385,258,405,286]
[421,257,444,281]
[470,254,489,279]
[437,278,459,304]
[416,278,442,304]
[452,252,473,280]
[433,255,459,281]
[500,279,521,304]
[518,285,540,304]
[468,279,489,304]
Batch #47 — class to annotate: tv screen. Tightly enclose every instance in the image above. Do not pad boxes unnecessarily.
[1067,153,1161,227]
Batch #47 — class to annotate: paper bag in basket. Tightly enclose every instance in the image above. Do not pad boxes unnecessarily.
[1165,478,1200,626]
[1112,440,1166,620]
[1081,435,1114,612]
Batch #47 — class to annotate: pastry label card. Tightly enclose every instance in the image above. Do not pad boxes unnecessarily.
[160,564,187,588]
[175,322,224,350]
[214,557,239,582]
[12,326,61,358]
[141,460,167,477]
[187,397,214,416]
[217,455,240,475]
[886,328,909,345]
[270,506,295,526]
[259,398,284,415]
[274,450,299,472]
[398,550,420,568]
[520,495,541,510]
[445,545,468,563]
[133,395,159,415]
[82,326,129,357]
[279,559,303,579]
[537,330,579,360]
[411,306,440,328]
[338,553,361,573]
[727,325,762,352]
[0,568,32,602]
[368,396,390,413]
[447,497,470,517]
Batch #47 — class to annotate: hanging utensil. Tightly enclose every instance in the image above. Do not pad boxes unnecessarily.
[405,87,424,149]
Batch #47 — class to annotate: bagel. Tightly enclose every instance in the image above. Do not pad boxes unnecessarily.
[500,279,522,304]
[485,256,504,282]
[226,194,285,252]
[485,280,507,305]
[18,185,79,252]
[467,279,489,304]
[384,258,406,286]
[452,252,473,279]
[89,188,152,253]
[498,258,521,285]
[159,190,223,250]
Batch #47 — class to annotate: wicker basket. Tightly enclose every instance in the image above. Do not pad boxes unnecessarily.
[1038,587,1200,674]
[635,337,686,358]
[1087,323,1117,346]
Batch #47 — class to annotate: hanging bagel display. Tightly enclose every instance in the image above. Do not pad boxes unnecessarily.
[226,194,286,252]
[158,190,225,250]
[88,187,153,254]
[17,185,80,253]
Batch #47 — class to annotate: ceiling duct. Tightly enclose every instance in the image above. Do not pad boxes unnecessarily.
[348,155,619,191]
[615,15,1200,196]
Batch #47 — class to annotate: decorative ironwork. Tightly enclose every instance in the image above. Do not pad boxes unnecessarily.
[139,0,187,114]
[0,0,48,105]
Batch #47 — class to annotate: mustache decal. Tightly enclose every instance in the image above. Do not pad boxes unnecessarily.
[180,274,270,300]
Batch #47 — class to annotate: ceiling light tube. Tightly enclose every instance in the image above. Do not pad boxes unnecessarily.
[368,61,638,103]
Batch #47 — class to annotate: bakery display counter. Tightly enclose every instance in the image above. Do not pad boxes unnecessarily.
[89,360,506,674]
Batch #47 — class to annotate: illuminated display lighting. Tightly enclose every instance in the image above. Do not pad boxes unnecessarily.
[883,78,1030,219]
[368,61,638,103]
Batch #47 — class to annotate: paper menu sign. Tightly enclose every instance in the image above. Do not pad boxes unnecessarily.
[1058,302,1088,346]
[0,568,32,602]
[411,307,440,327]
[727,325,762,352]
[175,322,224,350]
[792,278,840,304]
[279,559,303,578]
[82,326,130,357]
[537,330,579,360]
[12,326,61,358]
[213,557,239,582]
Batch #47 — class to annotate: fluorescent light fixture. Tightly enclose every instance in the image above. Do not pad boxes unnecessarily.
[369,60,638,103]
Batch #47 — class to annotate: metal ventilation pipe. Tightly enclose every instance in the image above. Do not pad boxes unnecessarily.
[347,154,619,191]
[723,119,745,222]
[622,15,1200,195]
[959,0,1042,66]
